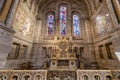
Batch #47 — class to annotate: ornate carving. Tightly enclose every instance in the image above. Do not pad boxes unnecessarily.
[59,41,68,50]
[61,50,67,57]
[48,71,76,80]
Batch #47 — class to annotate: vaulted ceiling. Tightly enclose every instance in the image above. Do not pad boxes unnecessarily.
[36,0,96,16]
[29,0,99,20]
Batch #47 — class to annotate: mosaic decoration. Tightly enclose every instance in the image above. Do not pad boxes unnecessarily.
[13,5,33,37]
[47,15,54,36]
[95,15,106,33]
[94,8,112,34]
[60,5,67,35]
[73,15,80,36]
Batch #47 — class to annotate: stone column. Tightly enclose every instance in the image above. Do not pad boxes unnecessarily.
[5,0,19,27]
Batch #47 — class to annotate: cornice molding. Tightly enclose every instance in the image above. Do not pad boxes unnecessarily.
[0,22,15,34]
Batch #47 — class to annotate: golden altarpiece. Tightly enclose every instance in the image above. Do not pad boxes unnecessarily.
[47,37,80,80]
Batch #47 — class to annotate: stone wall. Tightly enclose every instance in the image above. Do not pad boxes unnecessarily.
[0,24,14,69]
[0,0,18,69]
[91,0,120,69]
[5,0,37,69]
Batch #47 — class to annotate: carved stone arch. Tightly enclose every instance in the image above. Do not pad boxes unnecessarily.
[56,0,71,9]
[71,11,81,21]
[71,8,87,19]
[81,74,90,80]
[93,74,102,80]
[106,75,112,80]
[34,74,43,80]
[11,74,19,80]
[22,74,31,80]
[44,11,55,22]
[45,11,55,18]
[0,74,7,80]
[71,10,81,16]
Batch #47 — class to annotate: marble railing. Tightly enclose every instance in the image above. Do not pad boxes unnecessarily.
[0,70,47,80]
[77,70,120,80]
[0,70,119,80]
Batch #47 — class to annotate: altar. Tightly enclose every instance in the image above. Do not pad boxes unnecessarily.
[47,38,77,80]
[49,38,77,70]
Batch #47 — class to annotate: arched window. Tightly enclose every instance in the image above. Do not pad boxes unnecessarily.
[73,15,80,36]
[83,75,89,80]
[47,15,54,36]
[59,4,67,35]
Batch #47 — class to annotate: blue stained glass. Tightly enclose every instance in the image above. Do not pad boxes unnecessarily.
[60,6,67,35]
[47,15,54,36]
[73,15,80,36]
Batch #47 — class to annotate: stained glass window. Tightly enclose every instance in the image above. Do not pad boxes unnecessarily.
[60,5,67,35]
[47,15,54,36]
[73,15,80,36]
